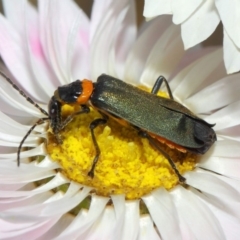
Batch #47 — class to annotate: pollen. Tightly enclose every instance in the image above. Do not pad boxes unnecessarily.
[47,90,197,200]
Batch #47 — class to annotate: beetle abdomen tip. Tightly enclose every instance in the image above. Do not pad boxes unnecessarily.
[193,121,216,154]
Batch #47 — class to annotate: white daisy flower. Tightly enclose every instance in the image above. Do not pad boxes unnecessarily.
[0,0,240,239]
[144,0,240,74]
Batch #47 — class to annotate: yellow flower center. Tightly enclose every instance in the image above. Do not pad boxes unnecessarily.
[47,89,197,200]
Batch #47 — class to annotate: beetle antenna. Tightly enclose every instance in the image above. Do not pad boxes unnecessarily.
[0,71,49,116]
[17,117,49,166]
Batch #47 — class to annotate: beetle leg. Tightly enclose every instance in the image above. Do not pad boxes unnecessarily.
[138,130,186,183]
[60,105,90,130]
[88,118,107,178]
[48,96,63,143]
[18,117,49,166]
[52,105,90,144]
[151,76,174,100]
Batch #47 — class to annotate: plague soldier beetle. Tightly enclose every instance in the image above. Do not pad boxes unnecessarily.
[0,72,216,183]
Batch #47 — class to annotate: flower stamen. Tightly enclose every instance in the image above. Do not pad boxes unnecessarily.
[47,90,197,200]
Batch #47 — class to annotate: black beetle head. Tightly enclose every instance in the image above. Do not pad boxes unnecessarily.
[54,80,82,104]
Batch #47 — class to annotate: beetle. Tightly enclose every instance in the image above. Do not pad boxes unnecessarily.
[0,72,216,183]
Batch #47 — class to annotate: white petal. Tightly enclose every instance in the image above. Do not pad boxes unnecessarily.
[0,111,34,132]
[223,29,240,74]
[171,0,203,24]
[109,0,137,78]
[171,186,225,240]
[0,139,38,148]
[83,206,116,240]
[68,14,90,81]
[0,142,45,160]
[63,182,84,197]
[191,189,240,240]
[0,146,16,154]
[216,175,240,195]
[198,156,240,179]
[204,100,240,131]
[0,210,48,223]
[62,2,90,81]
[0,163,55,185]
[0,95,47,118]
[140,24,184,87]
[55,195,109,239]
[138,215,161,240]
[124,16,172,84]
[0,13,49,102]
[0,113,44,147]
[217,125,240,142]
[186,170,240,225]
[0,219,34,232]
[0,183,26,191]
[44,191,64,203]
[0,216,61,239]
[184,74,240,114]
[90,1,133,80]
[143,0,172,19]
[111,195,125,240]
[215,0,240,48]
[3,0,57,98]
[207,139,240,158]
[24,4,58,97]
[36,214,74,240]
[142,188,182,240]
[40,187,91,217]
[0,191,53,205]
[32,173,69,194]
[186,170,240,201]
[0,119,47,137]
[0,188,86,220]
[170,47,225,91]
[181,0,220,49]
[121,200,140,240]
[39,0,88,84]
[0,121,42,144]
[37,155,60,168]
[0,131,39,148]
[0,73,47,117]
[90,0,112,42]
[171,49,223,101]
[2,0,27,34]
[0,191,53,211]
[0,173,69,198]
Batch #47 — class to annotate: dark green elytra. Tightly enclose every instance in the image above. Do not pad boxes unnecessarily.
[90,74,216,154]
